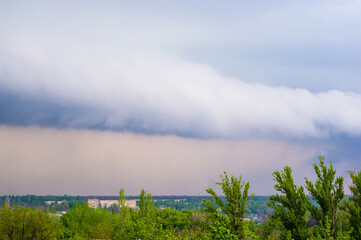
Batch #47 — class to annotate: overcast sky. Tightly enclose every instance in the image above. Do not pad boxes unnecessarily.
[1,0,361,195]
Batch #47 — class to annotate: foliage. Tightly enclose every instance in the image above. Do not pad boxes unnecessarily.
[0,194,272,214]
[153,197,205,211]
[312,216,334,240]
[57,203,113,239]
[118,188,127,208]
[114,188,179,240]
[243,221,261,240]
[0,204,58,240]
[156,208,192,230]
[260,218,279,240]
[5,159,361,240]
[0,195,84,209]
[139,189,155,219]
[246,196,271,217]
[305,156,344,239]
[118,188,130,221]
[203,171,255,239]
[345,170,361,240]
[268,165,309,240]
[208,213,238,240]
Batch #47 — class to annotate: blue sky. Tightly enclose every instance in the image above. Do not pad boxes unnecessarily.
[0,0,361,195]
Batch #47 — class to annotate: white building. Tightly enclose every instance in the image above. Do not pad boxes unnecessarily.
[87,198,136,209]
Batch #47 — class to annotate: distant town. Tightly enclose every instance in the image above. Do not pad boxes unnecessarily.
[0,194,270,223]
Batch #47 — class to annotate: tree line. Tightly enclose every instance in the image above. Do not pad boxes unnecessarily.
[1,156,361,239]
[0,195,270,216]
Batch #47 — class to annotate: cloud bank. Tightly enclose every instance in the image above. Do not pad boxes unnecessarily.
[1,45,361,138]
[1,1,361,138]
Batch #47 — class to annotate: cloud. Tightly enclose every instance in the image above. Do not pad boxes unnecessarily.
[1,1,361,138]
[0,126,319,195]
[1,43,361,138]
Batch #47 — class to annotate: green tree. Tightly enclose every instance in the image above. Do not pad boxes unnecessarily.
[0,205,58,240]
[312,216,334,240]
[139,189,155,219]
[116,189,173,240]
[118,188,130,221]
[260,218,279,240]
[202,171,254,239]
[156,208,192,231]
[305,156,344,239]
[51,206,56,214]
[208,213,238,240]
[268,165,309,240]
[243,221,261,240]
[58,203,112,239]
[345,170,361,240]
[118,188,126,208]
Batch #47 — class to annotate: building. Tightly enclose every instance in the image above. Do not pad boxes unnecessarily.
[44,200,65,205]
[87,198,136,209]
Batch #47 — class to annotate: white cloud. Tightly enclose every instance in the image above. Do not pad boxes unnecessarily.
[1,1,361,138]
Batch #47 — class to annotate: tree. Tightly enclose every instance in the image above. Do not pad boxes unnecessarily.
[118,188,130,220]
[268,165,309,240]
[0,205,58,240]
[156,208,192,231]
[117,189,171,240]
[208,213,238,240]
[260,218,279,240]
[202,171,254,239]
[305,156,344,239]
[58,203,112,239]
[345,170,361,240]
[139,189,155,219]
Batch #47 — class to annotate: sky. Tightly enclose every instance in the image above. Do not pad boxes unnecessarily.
[0,0,361,195]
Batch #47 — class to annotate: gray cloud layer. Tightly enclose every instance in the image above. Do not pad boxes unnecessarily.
[2,48,361,138]
[1,1,361,138]
[0,126,319,195]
